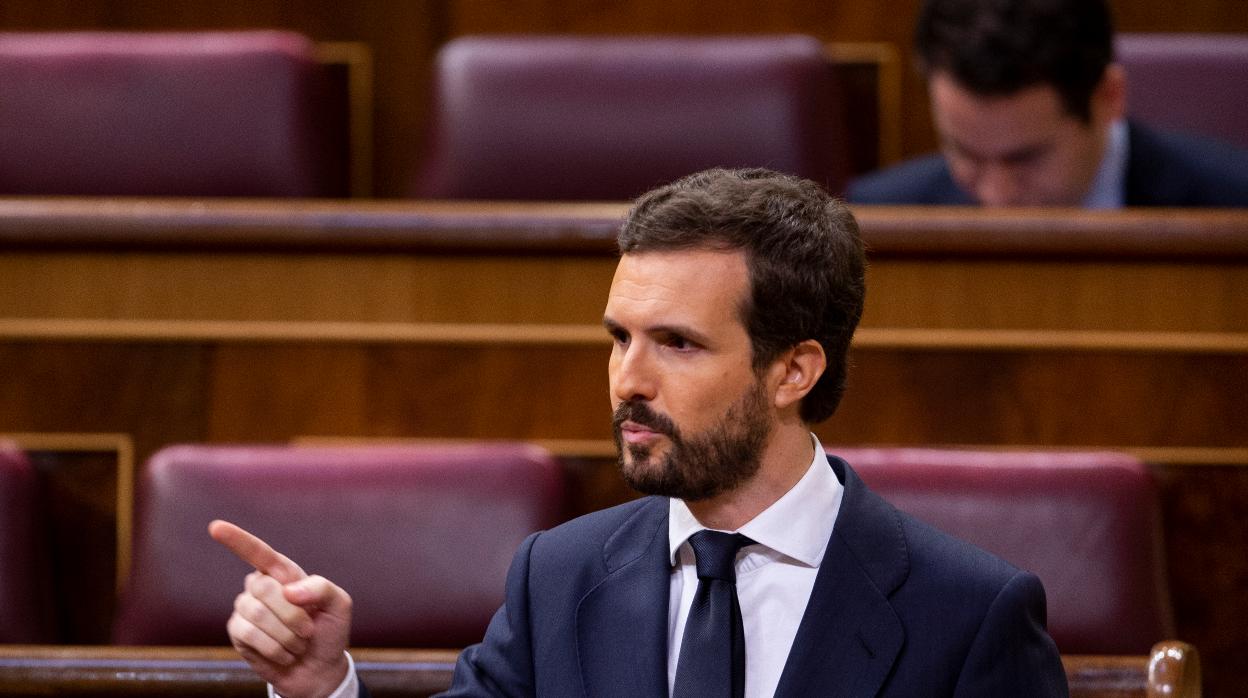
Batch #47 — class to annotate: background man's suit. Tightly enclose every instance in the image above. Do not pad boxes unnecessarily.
[431,456,1068,697]
[846,122,1248,207]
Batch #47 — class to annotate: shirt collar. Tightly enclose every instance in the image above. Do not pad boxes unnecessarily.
[1082,118,1129,209]
[668,433,842,568]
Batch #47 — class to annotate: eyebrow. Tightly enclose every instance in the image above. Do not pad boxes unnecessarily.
[602,316,714,347]
[945,134,1053,164]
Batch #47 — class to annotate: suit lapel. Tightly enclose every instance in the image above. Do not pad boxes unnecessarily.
[775,457,907,697]
[575,498,672,698]
[1123,120,1198,206]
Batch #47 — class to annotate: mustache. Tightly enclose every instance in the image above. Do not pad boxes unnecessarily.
[612,400,676,436]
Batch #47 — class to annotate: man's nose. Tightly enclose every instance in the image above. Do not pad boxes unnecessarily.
[973,163,1024,207]
[611,343,657,403]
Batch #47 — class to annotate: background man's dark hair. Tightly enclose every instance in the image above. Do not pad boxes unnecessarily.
[617,167,866,423]
[915,0,1115,121]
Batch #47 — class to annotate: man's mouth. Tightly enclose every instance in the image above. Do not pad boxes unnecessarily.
[618,420,664,444]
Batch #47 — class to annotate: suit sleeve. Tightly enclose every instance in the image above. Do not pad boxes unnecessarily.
[952,570,1069,697]
[434,531,541,697]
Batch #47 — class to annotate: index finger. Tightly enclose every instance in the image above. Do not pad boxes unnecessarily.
[209,519,307,584]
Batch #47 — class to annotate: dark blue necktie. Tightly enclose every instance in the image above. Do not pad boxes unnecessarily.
[673,530,754,698]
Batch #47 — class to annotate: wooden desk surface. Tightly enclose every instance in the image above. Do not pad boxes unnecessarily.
[0,645,457,697]
[2,199,1246,258]
[0,643,1198,698]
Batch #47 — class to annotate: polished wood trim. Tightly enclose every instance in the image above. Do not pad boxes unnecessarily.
[1061,641,1201,697]
[847,445,1248,469]
[315,41,376,198]
[0,646,458,697]
[852,207,1248,260]
[2,200,1247,259]
[3,318,1246,355]
[293,437,1248,470]
[825,41,904,166]
[858,328,1248,353]
[293,436,624,458]
[0,318,609,344]
[0,432,136,593]
[0,199,628,253]
[0,643,1198,697]
[1147,641,1201,698]
[1118,447,1248,467]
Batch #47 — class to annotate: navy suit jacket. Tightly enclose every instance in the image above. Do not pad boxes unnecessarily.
[424,456,1067,697]
[846,121,1248,207]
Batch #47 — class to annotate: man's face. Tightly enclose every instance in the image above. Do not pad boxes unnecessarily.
[604,249,775,501]
[929,71,1112,206]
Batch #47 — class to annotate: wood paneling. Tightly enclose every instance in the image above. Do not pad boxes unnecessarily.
[0,343,208,463]
[3,200,1247,332]
[1156,465,1248,698]
[2,201,1246,459]
[3,327,1244,454]
[0,252,618,324]
[3,200,1247,694]
[1110,0,1248,32]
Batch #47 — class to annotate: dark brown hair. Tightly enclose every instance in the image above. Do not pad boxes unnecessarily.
[617,167,866,423]
[916,0,1115,122]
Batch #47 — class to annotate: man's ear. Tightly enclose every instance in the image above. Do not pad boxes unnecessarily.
[773,340,827,411]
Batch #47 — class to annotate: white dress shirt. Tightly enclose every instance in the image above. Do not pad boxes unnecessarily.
[667,434,843,698]
[283,434,844,698]
[1082,118,1130,209]
[271,651,357,698]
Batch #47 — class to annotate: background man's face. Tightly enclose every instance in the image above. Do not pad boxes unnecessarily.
[929,71,1110,206]
[604,249,774,501]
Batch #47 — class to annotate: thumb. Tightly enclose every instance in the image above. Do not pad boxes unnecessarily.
[283,575,352,617]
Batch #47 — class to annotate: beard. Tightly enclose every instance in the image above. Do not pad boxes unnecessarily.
[612,379,771,501]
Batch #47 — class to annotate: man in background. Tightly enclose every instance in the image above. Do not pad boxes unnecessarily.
[848,0,1248,207]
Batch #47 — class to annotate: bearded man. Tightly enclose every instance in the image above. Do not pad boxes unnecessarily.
[213,168,1068,697]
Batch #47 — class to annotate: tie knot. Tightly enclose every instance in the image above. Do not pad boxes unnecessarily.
[688,530,754,582]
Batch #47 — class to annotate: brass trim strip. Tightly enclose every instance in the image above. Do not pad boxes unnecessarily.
[315,41,375,197]
[3,319,1247,354]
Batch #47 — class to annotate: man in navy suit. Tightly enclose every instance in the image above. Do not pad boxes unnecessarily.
[213,168,1068,697]
[847,0,1248,207]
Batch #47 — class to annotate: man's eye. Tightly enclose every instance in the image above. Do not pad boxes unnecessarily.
[666,336,693,350]
[1004,152,1041,166]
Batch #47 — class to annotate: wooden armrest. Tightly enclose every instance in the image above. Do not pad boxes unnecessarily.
[1064,640,1201,698]
[1148,640,1200,698]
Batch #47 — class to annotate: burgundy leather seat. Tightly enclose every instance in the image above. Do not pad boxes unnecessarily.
[0,31,346,196]
[112,443,565,647]
[413,35,849,200]
[0,442,53,642]
[1117,33,1248,150]
[835,447,1173,655]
